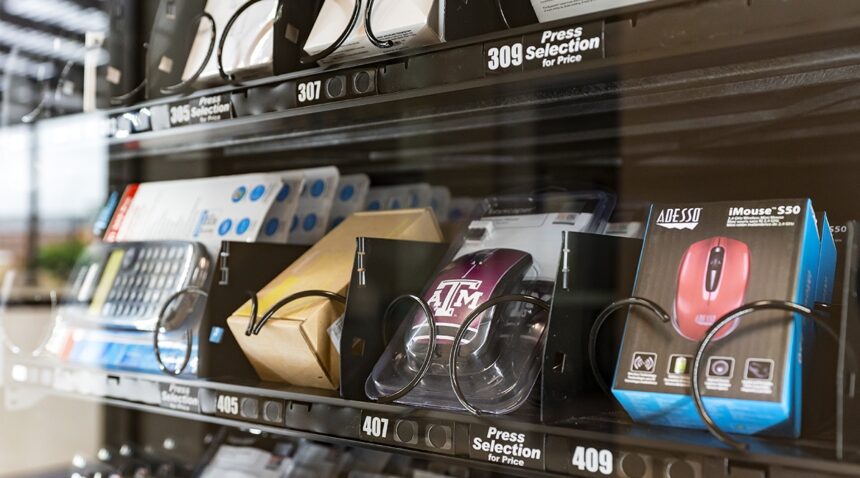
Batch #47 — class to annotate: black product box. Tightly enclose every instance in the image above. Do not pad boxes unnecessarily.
[612,199,835,437]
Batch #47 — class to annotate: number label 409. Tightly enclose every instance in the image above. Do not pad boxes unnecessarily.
[361,416,389,439]
[572,446,613,475]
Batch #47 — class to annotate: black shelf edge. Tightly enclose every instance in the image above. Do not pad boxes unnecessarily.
[71,0,860,161]
[5,357,860,478]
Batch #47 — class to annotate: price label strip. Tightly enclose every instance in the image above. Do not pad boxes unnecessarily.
[167,93,234,128]
[545,435,706,478]
[468,424,545,471]
[485,22,604,76]
[196,389,286,427]
[157,383,201,413]
[294,69,378,108]
[359,411,456,455]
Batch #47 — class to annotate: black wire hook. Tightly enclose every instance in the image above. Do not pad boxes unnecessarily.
[300,0,362,64]
[243,291,260,336]
[588,297,671,398]
[449,294,551,415]
[251,289,346,335]
[110,42,148,106]
[161,12,217,94]
[216,0,270,82]
[153,287,208,376]
[373,294,437,404]
[364,0,393,49]
[690,300,856,452]
[495,0,512,29]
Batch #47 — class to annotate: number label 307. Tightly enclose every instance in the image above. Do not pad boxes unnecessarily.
[572,446,613,475]
[297,80,322,104]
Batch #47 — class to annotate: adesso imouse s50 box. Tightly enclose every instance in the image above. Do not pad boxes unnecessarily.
[612,199,836,437]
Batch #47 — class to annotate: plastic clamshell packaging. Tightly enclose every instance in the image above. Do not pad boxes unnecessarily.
[365,190,615,413]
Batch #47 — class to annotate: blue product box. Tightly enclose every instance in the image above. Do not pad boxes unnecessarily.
[612,199,834,437]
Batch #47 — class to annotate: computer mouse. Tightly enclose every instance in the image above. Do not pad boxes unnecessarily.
[407,248,533,357]
[674,236,750,341]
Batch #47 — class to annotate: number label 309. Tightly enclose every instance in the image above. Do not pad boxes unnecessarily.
[572,446,613,475]
[487,43,524,71]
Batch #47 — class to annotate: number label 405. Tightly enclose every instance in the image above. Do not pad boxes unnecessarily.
[362,416,389,439]
[572,446,613,475]
[216,395,239,415]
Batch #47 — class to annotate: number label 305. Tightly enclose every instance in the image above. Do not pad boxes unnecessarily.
[572,446,613,475]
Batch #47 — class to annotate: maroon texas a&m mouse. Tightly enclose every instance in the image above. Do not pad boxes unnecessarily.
[408,248,532,357]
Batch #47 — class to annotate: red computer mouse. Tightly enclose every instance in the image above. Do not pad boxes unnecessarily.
[674,236,750,341]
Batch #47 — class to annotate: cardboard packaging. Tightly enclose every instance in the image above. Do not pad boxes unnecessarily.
[612,199,835,437]
[530,0,655,23]
[304,0,443,66]
[226,209,444,389]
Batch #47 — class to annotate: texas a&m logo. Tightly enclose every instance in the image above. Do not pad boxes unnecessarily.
[427,279,484,317]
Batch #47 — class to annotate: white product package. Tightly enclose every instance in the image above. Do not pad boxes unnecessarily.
[183,0,278,84]
[304,0,443,66]
[258,171,307,243]
[287,166,341,245]
[530,0,655,23]
[105,173,285,254]
[365,183,432,211]
[328,174,371,229]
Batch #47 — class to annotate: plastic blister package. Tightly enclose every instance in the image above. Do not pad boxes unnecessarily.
[365,190,615,413]
[288,167,340,245]
[43,241,212,377]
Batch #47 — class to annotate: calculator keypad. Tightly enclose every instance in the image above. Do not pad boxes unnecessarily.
[99,244,199,329]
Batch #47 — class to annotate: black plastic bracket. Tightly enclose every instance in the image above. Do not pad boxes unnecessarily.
[339,237,448,400]
[541,231,643,423]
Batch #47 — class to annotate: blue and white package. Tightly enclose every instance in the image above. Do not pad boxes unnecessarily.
[446,197,478,222]
[429,186,451,220]
[259,171,306,244]
[365,183,432,211]
[328,174,371,230]
[107,173,284,255]
[287,167,340,245]
[612,199,834,438]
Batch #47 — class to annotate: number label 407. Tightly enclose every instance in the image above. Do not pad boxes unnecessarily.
[572,446,613,475]
[361,416,389,439]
